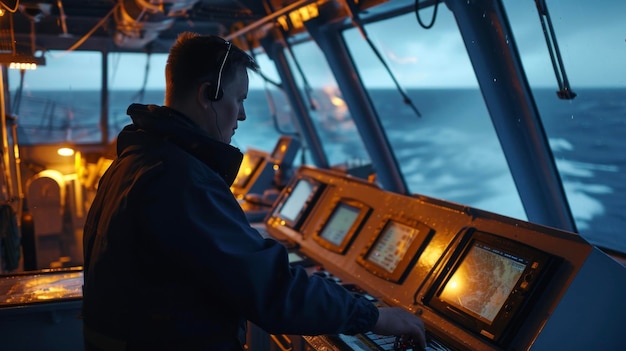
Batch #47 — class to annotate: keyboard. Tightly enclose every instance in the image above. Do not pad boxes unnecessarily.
[335,331,454,351]
[251,222,272,238]
[251,223,300,251]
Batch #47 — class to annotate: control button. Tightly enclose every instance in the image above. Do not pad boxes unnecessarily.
[504,303,513,312]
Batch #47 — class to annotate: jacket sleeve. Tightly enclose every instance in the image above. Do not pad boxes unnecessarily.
[137,158,379,336]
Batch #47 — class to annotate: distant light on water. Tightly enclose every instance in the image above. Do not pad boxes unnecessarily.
[330,95,345,107]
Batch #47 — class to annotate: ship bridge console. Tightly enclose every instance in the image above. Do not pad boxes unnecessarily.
[249,165,626,351]
[232,136,302,222]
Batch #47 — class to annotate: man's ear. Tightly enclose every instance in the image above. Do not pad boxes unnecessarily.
[197,82,216,109]
[204,81,223,101]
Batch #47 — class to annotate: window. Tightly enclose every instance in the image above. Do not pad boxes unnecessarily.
[344,11,526,221]
[505,0,626,253]
[290,41,371,167]
[108,52,165,142]
[8,51,102,145]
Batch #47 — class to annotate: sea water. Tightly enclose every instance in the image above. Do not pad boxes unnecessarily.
[12,88,626,253]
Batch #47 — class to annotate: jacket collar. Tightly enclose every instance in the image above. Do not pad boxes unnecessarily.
[119,103,243,186]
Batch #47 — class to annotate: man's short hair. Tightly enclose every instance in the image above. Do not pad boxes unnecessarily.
[165,32,259,103]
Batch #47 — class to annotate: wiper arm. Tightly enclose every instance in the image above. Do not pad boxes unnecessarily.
[534,0,577,100]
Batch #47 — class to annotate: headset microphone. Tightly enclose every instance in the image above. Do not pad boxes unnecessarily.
[207,40,232,101]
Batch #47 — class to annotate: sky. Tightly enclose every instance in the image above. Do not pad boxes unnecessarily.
[8,0,626,90]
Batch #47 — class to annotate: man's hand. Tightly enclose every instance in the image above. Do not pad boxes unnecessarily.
[372,307,426,350]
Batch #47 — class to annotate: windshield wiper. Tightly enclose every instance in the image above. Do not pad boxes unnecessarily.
[534,0,577,100]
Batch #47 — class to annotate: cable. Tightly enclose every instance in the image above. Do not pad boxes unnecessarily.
[245,40,296,136]
[281,34,317,111]
[209,101,224,142]
[0,0,19,13]
[214,40,232,100]
[342,0,422,117]
[264,0,316,111]
[131,50,152,102]
[57,0,69,36]
[52,2,121,58]
[241,36,282,89]
[415,0,440,29]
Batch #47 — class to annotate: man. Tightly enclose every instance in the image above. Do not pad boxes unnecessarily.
[83,32,426,351]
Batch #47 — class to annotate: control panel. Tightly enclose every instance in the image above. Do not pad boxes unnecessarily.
[232,136,301,222]
[254,165,606,351]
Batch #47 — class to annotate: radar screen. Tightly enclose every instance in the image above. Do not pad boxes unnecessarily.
[424,229,559,346]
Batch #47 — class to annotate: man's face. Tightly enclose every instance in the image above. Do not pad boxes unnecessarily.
[203,67,249,144]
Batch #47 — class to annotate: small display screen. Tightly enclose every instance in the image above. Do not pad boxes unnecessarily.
[288,252,305,264]
[271,139,288,161]
[366,221,422,273]
[232,153,263,188]
[278,178,316,223]
[439,242,527,324]
[319,203,361,246]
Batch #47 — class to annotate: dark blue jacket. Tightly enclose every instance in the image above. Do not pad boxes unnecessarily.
[82,104,378,350]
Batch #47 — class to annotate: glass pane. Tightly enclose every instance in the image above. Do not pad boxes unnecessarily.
[343,11,526,221]
[235,54,286,154]
[505,0,626,253]
[107,52,287,156]
[7,51,102,145]
[290,42,371,167]
[108,52,166,143]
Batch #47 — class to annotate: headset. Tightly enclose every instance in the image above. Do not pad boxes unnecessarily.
[207,39,232,101]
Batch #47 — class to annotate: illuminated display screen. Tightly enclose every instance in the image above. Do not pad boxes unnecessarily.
[425,230,558,345]
[439,242,527,324]
[271,139,288,160]
[366,221,421,273]
[288,252,303,263]
[277,178,318,224]
[232,153,263,189]
[319,203,361,246]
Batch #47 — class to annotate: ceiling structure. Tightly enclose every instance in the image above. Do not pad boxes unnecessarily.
[2,0,267,55]
[0,0,417,56]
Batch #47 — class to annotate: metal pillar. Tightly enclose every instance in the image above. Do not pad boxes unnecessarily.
[100,50,109,144]
[445,0,577,231]
[266,39,329,168]
[305,21,409,194]
[0,66,14,202]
